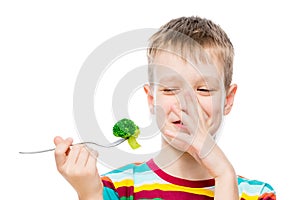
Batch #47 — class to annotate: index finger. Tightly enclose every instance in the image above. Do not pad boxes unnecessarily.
[185,92,201,117]
[54,137,73,169]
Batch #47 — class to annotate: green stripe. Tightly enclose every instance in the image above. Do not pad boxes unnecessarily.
[140,199,163,200]
[120,196,133,200]
[120,196,162,200]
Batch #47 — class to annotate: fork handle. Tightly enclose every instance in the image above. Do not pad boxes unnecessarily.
[19,141,106,154]
[19,148,56,154]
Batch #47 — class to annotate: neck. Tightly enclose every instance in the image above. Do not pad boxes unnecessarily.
[153,140,213,180]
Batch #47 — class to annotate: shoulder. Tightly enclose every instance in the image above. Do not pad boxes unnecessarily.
[102,162,149,181]
[237,176,276,200]
[101,162,151,199]
[101,162,142,186]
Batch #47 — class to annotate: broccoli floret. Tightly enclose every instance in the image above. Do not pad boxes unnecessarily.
[113,118,141,149]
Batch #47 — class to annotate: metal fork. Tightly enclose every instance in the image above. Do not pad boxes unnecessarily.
[19,138,126,154]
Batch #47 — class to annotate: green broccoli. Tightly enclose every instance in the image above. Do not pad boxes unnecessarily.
[113,118,141,149]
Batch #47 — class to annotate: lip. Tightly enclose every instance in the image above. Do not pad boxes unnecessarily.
[172,121,188,132]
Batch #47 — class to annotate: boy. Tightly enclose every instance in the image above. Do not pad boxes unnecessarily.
[54,16,276,199]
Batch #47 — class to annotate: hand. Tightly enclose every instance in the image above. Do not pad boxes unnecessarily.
[54,136,103,200]
[162,92,232,178]
[162,92,238,199]
[163,92,213,157]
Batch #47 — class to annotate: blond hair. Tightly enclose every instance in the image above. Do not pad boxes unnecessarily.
[147,16,234,89]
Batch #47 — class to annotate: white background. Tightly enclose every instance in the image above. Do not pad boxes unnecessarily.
[1,0,299,199]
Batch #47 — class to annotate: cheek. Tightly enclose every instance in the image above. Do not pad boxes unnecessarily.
[198,97,214,116]
[155,95,177,113]
[154,95,178,131]
[198,95,223,117]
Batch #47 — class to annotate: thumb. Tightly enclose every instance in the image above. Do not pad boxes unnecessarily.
[54,136,64,146]
[54,136,73,146]
[54,137,73,170]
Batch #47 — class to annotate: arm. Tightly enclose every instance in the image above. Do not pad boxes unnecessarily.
[200,143,238,200]
[54,136,104,200]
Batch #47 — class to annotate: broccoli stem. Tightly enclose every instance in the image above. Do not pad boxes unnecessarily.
[128,136,141,149]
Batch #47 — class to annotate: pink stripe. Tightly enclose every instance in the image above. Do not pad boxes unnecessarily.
[116,186,134,198]
[147,159,215,188]
[102,179,116,190]
[135,189,213,199]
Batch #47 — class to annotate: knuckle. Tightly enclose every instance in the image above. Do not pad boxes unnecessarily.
[54,148,64,156]
[65,168,79,177]
[54,145,69,156]
[64,167,87,178]
[74,144,84,150]
[72,169,83,177]
[83,171,94,178]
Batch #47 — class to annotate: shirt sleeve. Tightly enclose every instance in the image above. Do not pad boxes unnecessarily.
[258,183,276,200]
[101,176,120,200]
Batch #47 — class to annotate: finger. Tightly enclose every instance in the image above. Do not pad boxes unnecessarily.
[198,133,217,158]
[86,150,98,171]
[164,130,192,151]
[54,136,64,145]
[165,129,194,142]
[66,145,82,165]
[54,136,73,146]
[173,93,206,134]
[170,105,194,132]
[185,92,201,119]
[54,137,73,168]
[184,93,210,133]
[76,146,90,167]
[170,104,181,118]
[175,92,187,113]
[164,129,213,156]
[175,92,200,125]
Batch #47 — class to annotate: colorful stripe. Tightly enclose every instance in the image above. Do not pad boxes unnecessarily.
[135,183,214,196]
[101,159,276,199]
[135,190,213,200]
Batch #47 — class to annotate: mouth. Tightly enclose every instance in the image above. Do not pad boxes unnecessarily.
[173,120,183,125]
[172,120,187,131]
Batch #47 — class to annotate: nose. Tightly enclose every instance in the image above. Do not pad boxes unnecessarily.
[174,90,194,113]
[179,88,201,113]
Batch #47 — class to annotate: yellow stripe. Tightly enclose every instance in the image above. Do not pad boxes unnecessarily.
[240,192,259,200]
[135,183,214,197]
[114,179,134,188]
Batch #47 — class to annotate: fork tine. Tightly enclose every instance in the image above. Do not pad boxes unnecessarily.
[107,138,126,147]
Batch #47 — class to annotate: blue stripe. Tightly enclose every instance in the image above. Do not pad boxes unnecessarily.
[103,186,119,199]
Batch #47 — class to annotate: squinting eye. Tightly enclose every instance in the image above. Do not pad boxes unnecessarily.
[197,89,210,92]
[162,88,178,94]
[197,88,212,96]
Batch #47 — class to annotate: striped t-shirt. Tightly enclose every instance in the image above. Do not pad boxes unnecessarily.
[101,159,276,200]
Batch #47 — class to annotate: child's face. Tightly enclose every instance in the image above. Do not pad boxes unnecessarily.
[144,51,237,138]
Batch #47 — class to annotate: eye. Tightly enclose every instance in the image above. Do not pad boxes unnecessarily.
[161,88,179,95]
[197,88,210,92]
[197,88,212,96]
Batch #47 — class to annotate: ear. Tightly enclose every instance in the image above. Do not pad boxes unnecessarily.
[143,84,155,114]
[224,84,237,115]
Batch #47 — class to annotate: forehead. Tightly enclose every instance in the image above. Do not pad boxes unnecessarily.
[151,51,224,84]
